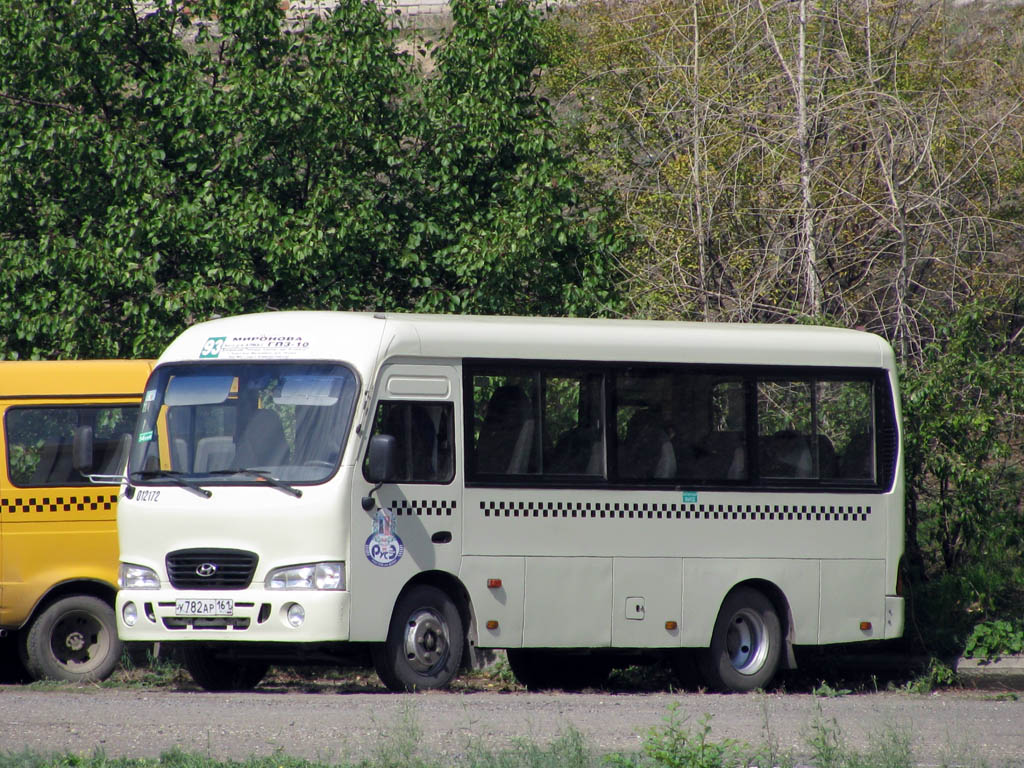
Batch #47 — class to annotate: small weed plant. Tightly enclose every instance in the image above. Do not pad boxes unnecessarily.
[805,706,914,768]
[898,657,957,693]
[964,619,1024,661]
[812,681,852,698]
[110,648,188,689]
[605,706,740,768]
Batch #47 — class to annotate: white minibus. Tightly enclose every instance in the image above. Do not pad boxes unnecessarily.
[116,312,904,692]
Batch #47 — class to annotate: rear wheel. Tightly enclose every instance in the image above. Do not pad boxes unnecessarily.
[373,585,463,692]
[182,644,269,691]
[20,595,122,682]
[506,649,611,691]
[698,586,782,692]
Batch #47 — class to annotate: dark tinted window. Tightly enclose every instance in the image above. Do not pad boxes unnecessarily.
[465,361,893,490]
[6,405,137,486]
[364,401,455,484]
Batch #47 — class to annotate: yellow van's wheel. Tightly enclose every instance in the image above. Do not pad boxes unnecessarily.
[20,595,122,682]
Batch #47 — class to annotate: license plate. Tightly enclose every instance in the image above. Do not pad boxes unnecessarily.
[175,598,234,617]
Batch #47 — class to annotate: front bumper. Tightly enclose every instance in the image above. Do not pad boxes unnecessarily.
[116,588,351,643]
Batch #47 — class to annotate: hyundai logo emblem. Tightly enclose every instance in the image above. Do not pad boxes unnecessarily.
[196,562,218,578]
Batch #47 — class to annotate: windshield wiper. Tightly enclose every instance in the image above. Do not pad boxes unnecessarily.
[129,470,212,499]
[207,469,303,498]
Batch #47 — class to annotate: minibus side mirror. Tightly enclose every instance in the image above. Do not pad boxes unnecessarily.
[362,434,397,512]
[72,425,95,475]
[366,434,397,483]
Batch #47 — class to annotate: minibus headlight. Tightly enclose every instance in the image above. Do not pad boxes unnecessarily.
[266,562,345,591]
[119,563,160,590]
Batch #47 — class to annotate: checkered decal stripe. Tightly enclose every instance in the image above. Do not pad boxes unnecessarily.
[389,499,457,517]
[480,499,870,522]
[1,494,118,514]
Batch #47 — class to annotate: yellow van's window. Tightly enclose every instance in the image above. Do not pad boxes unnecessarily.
[6,406,137,486]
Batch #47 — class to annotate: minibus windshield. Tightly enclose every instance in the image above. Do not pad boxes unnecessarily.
[129,362,358,485]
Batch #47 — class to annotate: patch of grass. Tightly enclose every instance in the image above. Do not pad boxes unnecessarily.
[110,648,190,689]
[895,658,958,694]
[804,709,915,768]
[0,702,997,768]
[606,661,682,693]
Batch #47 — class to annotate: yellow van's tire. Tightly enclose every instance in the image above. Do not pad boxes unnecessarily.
[20,595,122,682]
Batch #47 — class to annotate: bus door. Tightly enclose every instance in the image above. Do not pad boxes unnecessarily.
[349,364,461,641]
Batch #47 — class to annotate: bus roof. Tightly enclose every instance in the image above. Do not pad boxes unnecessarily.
[158,312,896,371]
[0,360,155,399]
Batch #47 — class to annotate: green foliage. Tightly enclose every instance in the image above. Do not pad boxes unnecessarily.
[805,712,913,768]
[0,705,994,768]
[0,0,625,360]
[812,681,853,698]
[541,0,1024,329]
[112,647,188,688]
[899,658,957,694]
[482,653,517,686]
[899,297,1024,653]
[964,620,1024,661]
[605,706,741,768]
[468,728,593,768]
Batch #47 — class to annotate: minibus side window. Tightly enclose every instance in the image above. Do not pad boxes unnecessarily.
[470,372,539,476]
[545,372,604,476]
[756,377,876,483]
[613,369,677,481]
[364,401,454,484]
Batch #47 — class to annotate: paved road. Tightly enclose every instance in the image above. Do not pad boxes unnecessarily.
[1,686,1022,766]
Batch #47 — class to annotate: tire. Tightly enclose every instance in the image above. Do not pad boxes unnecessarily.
[698,586,782,692]
[506,649,611,691]
[182,644,269,692]
[667,648,703,690]
[20,595,122,683]
[372,585,463,692]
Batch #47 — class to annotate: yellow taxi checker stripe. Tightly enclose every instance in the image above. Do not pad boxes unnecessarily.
[1,494,118,514]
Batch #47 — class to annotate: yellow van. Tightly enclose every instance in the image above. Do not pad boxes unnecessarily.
[0,360,153,682]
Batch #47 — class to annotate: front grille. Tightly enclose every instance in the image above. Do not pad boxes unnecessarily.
[166,548,258,590]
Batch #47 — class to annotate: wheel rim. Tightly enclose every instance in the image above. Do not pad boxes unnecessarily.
[49,610,111,674]
[402,608,449,674]
[726,607,769,676]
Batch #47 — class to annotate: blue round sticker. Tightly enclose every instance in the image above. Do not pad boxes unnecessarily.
[366,509,404,567]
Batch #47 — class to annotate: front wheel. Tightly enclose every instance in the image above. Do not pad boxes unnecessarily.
[20,595,122,682]
[698,586,782,692]
[182,644,269,691]
[373,584,463,692]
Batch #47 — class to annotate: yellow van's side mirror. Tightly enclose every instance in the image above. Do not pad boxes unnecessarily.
[72,425,94,475]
